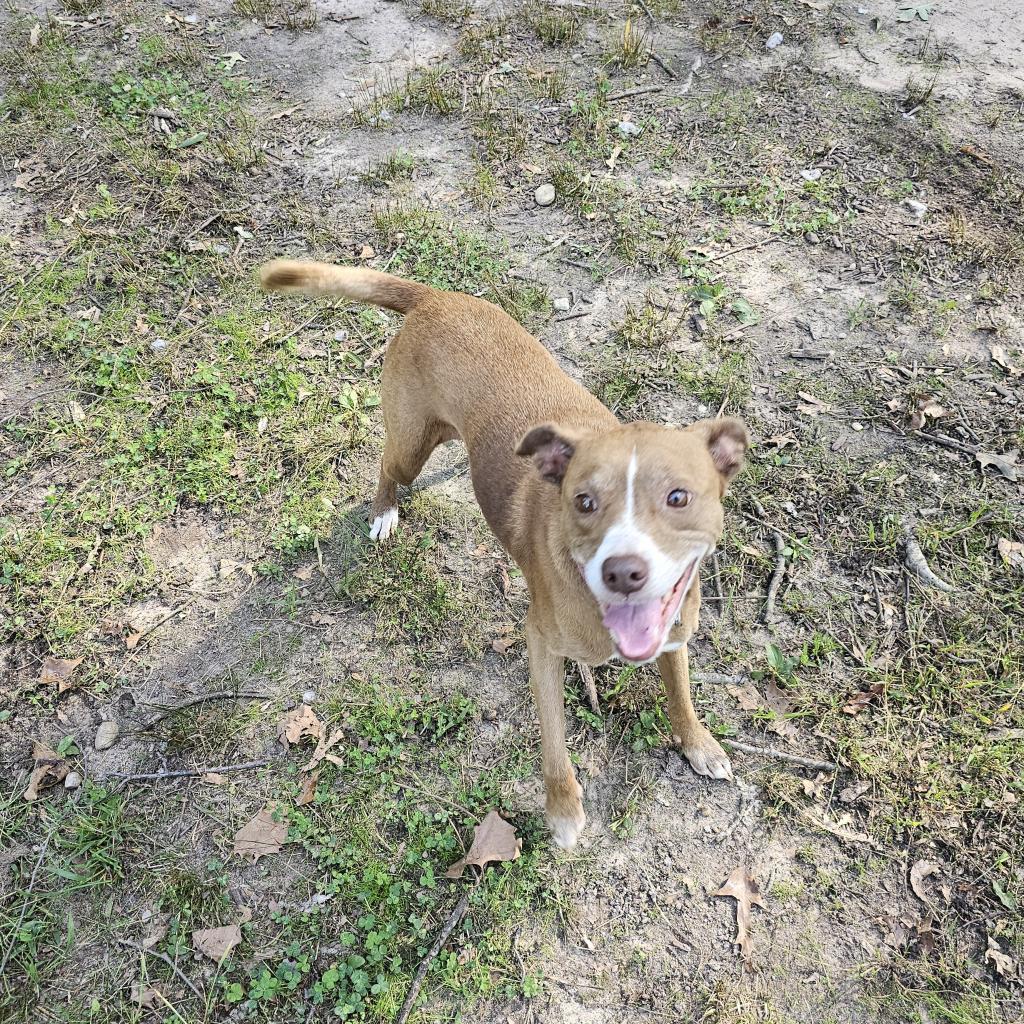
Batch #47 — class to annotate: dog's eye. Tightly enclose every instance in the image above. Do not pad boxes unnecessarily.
[574,493,597,514]
[667,489,692,508]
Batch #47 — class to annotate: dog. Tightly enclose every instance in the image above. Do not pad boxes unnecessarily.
[260,260,748,849]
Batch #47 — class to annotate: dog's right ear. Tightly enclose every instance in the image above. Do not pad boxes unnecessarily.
[516,424,579,485]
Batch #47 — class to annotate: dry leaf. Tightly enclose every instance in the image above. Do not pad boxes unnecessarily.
[446,810,522,878]
[839,780,871,804]
[796,391,830,416]
[909,859,940,903]
[130,982,161,1008]
[125,632,143,650]
[491,637,514,655]
[997,538,1024,570]
[358,244,375,260]
[801,772,830,800]
[142,916,169,949]
[38,656,84,692]
[986,935,1015,977]
[990,344,1022,377]
[715,865,764,961]
[22,741,69,801]
[726,682,761,712]
[301,728,345,772]
[277,704,323,748]
[268,103,303,120]
[29,23,42,46]
[296,771,319,807]
[202,773,228,785]
[842,683,884,715]
[976,449,1019,482]
[293,564,315,581]
[192,923,242,961]
[233,804,288,862]
[764,681,798,739]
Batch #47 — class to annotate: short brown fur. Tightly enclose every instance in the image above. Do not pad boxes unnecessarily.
[260,260,748,848]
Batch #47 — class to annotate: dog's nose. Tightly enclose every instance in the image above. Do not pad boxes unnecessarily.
[602,555,649,595]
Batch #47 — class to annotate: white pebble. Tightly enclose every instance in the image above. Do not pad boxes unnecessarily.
[302,689,316,704]
[766,32,784,49]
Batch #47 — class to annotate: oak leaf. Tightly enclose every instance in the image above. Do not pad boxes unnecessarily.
[446,810,521,878]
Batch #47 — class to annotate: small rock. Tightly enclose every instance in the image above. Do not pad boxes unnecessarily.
[904,198,928,220]
[535,183,555,207]
[95,720,120,751]
[183,12,200,24]
[302,689,316,704]
[552,296,571,312]
[482,708,497,722]
[617,120,641,137]
[333,329,349,343]
[766,31,784,49]
[64,771,82,790]
[150,338,168,353]
[800,168,822,182]
[804,231,821,244]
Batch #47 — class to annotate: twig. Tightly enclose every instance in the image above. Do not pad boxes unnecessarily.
[141,690,273,730]
[554,310,591,323]
[651,53,677,79]
[116,939,204,1000]
[577,663,600,715]
[634,0,656,22]
[722,739,837,773]
[711,552,725,614]
[109,759,272,784]
[902,524,954,592]
[912,430,977,456]
[705,236,783,264]
[751,498,786,624]
[606,84,664,101]
[693,672,748,686]
[396,893,470,1024]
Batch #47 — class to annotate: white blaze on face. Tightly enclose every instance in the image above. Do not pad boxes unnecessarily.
[581,449,706,662]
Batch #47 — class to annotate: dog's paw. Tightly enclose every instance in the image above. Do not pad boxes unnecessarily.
[546,791,586,850]
[679,729,733,781]
[369,507,399,542]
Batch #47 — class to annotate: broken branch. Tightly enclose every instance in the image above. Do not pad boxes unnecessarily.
[722,738,837,773]
[902,524,954,592]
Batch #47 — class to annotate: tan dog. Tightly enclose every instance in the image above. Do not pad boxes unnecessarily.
[260,260,748,849]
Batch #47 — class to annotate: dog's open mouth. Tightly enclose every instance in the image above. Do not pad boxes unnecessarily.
[601,557,701,663]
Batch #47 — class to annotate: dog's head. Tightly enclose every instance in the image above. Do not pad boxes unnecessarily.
[517,418,747,664]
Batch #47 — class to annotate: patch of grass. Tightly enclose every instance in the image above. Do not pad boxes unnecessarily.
[361,150,416,187]
[607,18,652,69]
[354,66,462,126]
[526,2,580,46]
[371,205,549,325]
[421,0,473,24]
[233,0,318,30]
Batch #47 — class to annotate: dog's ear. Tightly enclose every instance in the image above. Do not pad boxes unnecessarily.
[516,424,579,485]
[689,417,749,484]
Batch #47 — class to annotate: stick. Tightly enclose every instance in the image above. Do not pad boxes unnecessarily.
[750,497,786,624]
[634,0,656,22]
[577,663,600,715]
[912,430,977,456]
[141,691,272,729]
[692,672,748,686]
[651,53,677,79]
[705,236,783,264]
[554,310,591,323]
[395,893,470,1024]
[0,814,58,979]
[109,759,272,784]
[902,525,954,592]
[606,85,663,101]
[722,739,837,773]
[116,939,204,1000]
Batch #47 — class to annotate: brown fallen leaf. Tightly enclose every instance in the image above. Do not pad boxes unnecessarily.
[909,858,940,904]
[130,982,161,1008]
[38,656,84,692]
[142,915,169,949]
[715,865,764,962]
[358,244,375,260]
[124,632,144,650]
[990,344,1022,377]
[838,779,871,804]
[277,704,323,748]
[202,772,228,785]
[22,741,70,801]
[976,449,1019,482]
[446,810,522,878]
[997,538,1024,570]
[726,681,761,712]
[842,683,884,715]
[296,771,319,807]
[192,923,242,962]
[986,935,1015,977]
[301,728,345,772]
[292,564,315,581]
[491,637,515,655]
[801,772,830,800]
[764,681,798,739]
[796,391,830,416]
[233,804,288,862]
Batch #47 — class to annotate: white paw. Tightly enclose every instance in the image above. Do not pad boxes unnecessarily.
[369,507,398,542]
[681,735,734,781]
[547,808,586,850]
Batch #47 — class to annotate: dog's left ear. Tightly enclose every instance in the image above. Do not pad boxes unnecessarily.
[516,423,580,485]
[690,417,749,484]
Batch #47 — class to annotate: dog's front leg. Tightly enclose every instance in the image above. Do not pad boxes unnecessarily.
[658,645,732,781]
[527,619,586,849]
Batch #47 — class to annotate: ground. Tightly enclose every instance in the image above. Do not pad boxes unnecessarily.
[1,0,1022,1021]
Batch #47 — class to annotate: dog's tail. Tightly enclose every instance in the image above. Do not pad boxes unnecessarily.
[259,259,432,315]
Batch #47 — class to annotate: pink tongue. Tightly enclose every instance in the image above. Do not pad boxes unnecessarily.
[602,600,664,661]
